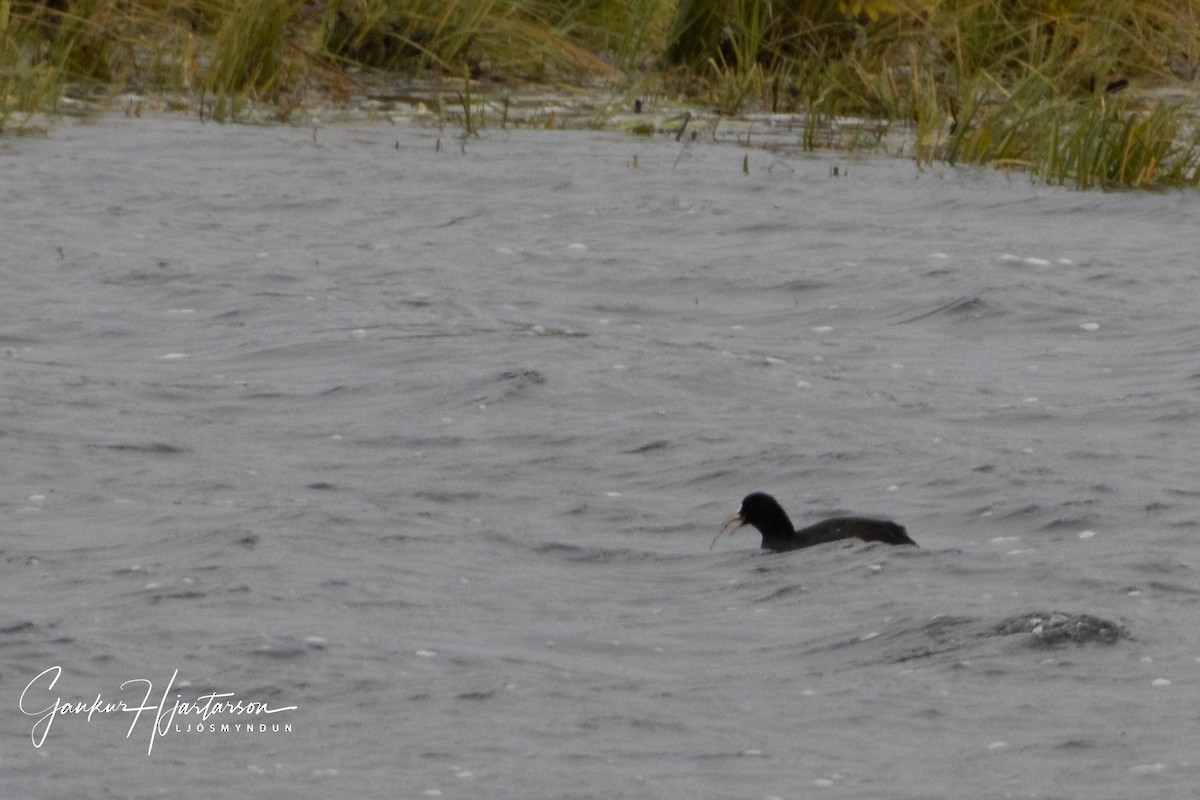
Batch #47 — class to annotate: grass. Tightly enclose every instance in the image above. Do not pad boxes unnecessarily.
[946,90,1200,189]
[666,0,1200,188]
[2,0,1200,188]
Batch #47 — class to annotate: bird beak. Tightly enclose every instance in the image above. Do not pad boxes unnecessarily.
[709,513,747,551]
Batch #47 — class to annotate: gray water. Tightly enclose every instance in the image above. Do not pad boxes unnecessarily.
[3,115,1200,799]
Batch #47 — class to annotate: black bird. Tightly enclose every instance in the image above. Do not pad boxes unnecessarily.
[714,492,917,552]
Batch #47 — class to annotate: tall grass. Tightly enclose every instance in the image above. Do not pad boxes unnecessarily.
[2,0,1199,188]
[663,0,1200,188]
[202,0,302,121]
[0,0,661,128]
[1,0,67,129]
[945,89,1200,189]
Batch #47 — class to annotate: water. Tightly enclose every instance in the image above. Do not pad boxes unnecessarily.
[3,114,1200,798]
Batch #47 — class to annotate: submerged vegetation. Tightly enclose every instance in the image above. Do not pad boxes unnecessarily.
[3,0,1200,188]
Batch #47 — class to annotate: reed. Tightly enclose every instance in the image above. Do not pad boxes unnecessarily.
[0,0,648,128]
[947,90,1200,189]
[663,0,1200,187]
[202,0,297,120]
[0,0,65,130]
[2,0,1200,188]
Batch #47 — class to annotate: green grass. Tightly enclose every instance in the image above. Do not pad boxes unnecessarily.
[3,0,1200,188]
[946,90,1200,189]
[661,0,1200,187]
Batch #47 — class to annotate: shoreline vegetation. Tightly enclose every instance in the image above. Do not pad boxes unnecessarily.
[3,1,1200,189]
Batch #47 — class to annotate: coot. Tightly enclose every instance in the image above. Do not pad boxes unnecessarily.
[714,492,916,552]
